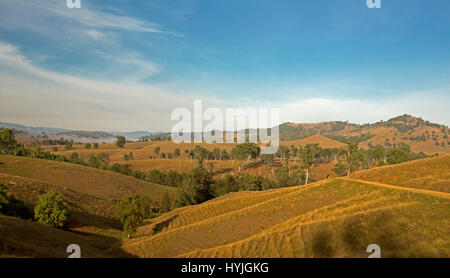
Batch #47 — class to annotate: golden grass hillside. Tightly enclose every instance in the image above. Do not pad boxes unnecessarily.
[350,155,450,193]
[0,215,109,258]
[0,155,177,202]
[0,155,179,258]
[120,177,450,258]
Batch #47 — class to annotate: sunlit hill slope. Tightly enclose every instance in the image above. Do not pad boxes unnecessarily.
[121,155,450,258]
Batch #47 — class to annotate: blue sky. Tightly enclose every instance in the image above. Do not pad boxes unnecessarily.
[0,0,449,131]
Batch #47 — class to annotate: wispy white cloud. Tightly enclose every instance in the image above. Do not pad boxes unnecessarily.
[0,0,175,35]
[0,42,448,131]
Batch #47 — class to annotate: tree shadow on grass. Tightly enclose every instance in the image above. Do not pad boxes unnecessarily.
[151,214,178,235]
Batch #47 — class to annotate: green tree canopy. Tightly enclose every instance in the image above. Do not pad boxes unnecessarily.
[0,128,17,154]
[116,136,126,149]
[116,195,148,238]
[34,190,71,228]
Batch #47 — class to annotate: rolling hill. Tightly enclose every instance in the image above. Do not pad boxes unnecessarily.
[119,156,450,258]
[0,155,177,202]
[0,155,180,258]
[350,154,450,193]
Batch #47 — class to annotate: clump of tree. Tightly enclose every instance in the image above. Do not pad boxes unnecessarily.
[34,190,71,228]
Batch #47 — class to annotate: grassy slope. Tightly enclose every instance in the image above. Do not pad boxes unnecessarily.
[0,155,179,258]
[120,177,449,258]
[0,215,108,258]
[350,155,450,193]
[0,155,177,202]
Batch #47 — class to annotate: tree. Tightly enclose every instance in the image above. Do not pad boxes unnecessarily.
[34,190,71,228]
[333,143,362,176]
[93,143,99,149]
[0,128,17,154]
[174,148,181,158]
[154,147,160,156]
[386,149,410,165]
[181,166,214,204]
[160,191,172,213]
[116,136,126,149]
[116,195,146,239]
[231,143,260,173]
[212,148,221,160]
[87,155,100,168]
[85,143,91,149]
[221,149,229,160]
[368,145,385,166]
[193,146,209,167]
[69,152,81,164]
[298,144,319,185]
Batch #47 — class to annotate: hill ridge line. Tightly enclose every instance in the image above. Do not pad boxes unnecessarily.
[337,177,450,199]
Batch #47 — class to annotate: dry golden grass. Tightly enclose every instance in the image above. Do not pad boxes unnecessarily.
[0,173,119,229]
[0,155,177,202]
[350,155,450,193]
[280,134,346,148]
[41,138,338,180]
[354,125,450,155]
[0,215,111,258]
[120,177,450,258]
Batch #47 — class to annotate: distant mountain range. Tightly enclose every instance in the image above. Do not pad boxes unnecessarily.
[1,115,449,154]
[0,121,160,141]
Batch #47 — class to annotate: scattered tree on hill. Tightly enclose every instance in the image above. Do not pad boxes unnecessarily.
[174,148,181,158]
[93,143,99,149]
[34,190,71,228]
[193,146,209,167]
[0,128,17,154]
[230,143,260,173]
[298,144,319,185]
[212,148,221,160]
[69,152,82,164]
[386,148,410,165]
[333,143,362,176]
[116,136,126,149]
[85,143,91,149]
[116,195,148,238]
[154,147,160,156]
[221,149,229,160]
[180,166,214,204]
